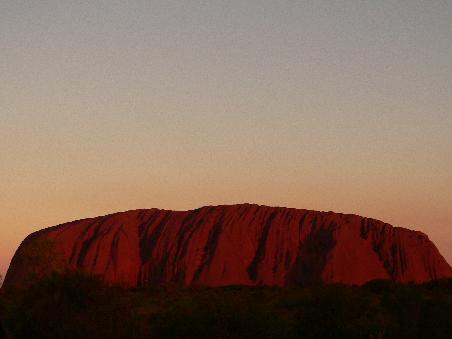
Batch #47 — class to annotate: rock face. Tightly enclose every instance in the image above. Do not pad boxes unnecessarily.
[4,204,452,287]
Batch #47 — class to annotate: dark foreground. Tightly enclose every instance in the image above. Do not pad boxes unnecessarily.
[0,272,451,339]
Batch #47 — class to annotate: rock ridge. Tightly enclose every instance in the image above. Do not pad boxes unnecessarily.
[4,204,452,287]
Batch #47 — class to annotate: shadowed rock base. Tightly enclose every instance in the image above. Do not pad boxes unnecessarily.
[4,204,452,287]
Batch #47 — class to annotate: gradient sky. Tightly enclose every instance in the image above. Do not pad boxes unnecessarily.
[1,0,451,277]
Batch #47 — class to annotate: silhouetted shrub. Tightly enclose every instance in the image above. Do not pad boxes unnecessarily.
[149,288,290,337]
[0,318,5,339]
[1,270,144,339]
[0,276,450,338]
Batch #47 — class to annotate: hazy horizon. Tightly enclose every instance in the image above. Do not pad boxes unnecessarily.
[1,0,451,277]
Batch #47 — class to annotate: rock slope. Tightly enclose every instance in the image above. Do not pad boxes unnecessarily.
[4,204,452,287]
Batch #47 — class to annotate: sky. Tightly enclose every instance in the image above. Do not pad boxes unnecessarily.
[1,0,451,278]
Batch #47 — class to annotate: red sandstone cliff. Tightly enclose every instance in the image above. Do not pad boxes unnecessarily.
[4,204,452,287]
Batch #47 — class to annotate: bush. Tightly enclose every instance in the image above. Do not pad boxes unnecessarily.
[149,288,290,337]
[0,276,450,338]
[1,270,143,339]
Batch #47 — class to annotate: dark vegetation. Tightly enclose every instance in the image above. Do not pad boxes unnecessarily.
[0,271,451,339]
